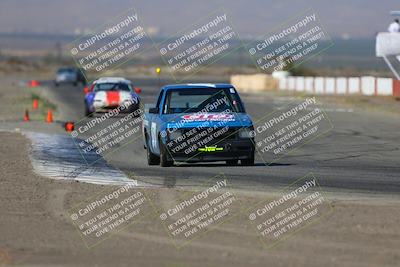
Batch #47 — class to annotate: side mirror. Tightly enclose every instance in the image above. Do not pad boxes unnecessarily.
[149,107,159,114]
[134,87,142,93]
[83,86,90,94]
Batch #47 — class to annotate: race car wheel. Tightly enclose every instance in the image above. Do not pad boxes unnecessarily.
[129,105,141,117]
[146,135,160,165]
[241,153,255,166]
[226,160,238,166]
[84,105,93,117]
[159,137,173,167]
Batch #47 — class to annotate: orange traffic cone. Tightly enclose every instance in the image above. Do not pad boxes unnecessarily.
[29,80,39,87]
[23,109,30,121]
[46,109,53,123]
[32,99,39,109]
[64,122,74,132]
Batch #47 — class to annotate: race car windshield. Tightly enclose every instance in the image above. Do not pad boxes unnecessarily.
[57,68,75,74]
[165,88,244,114]
[93,83,132,92]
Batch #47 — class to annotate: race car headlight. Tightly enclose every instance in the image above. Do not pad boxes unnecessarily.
[168,129,183,140]
[238,128,252,139]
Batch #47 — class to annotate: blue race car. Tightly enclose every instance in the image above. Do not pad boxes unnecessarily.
[142,83,255,167]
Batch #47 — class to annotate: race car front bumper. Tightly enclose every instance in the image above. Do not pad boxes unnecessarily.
[92,101,140,114]
[167,138,255,163]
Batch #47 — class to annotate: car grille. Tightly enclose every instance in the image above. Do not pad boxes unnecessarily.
[181,127,239,141]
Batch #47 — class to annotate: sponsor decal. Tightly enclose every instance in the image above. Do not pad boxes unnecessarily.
[181,113,234,121]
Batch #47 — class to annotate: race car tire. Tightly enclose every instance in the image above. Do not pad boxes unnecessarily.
[84,105,93,117]
[159,137,173,167]
[146,135,160,165]
[129,105,141,117]
[226,160,238,166]
[241,154,255,166]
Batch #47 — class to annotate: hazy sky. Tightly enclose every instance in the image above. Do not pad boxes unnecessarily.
[0,0,398,38]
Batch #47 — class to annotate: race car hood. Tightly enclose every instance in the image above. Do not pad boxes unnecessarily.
[163,112,253,129]
[92,91,137,108]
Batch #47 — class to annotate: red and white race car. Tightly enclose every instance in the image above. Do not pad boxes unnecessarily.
[84,77,141,117]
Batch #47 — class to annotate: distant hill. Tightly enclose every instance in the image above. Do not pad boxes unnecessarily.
[0,0,398,38]
[0,33,387,72]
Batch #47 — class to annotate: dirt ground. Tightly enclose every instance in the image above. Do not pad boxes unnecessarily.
[0,131,399,267]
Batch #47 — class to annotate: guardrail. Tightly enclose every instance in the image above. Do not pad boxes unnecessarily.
[230,74,278,92]
[230,73,400,98]
[278,76,400,97]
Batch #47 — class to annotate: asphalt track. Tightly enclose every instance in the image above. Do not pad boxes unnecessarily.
[41,78,400,195]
